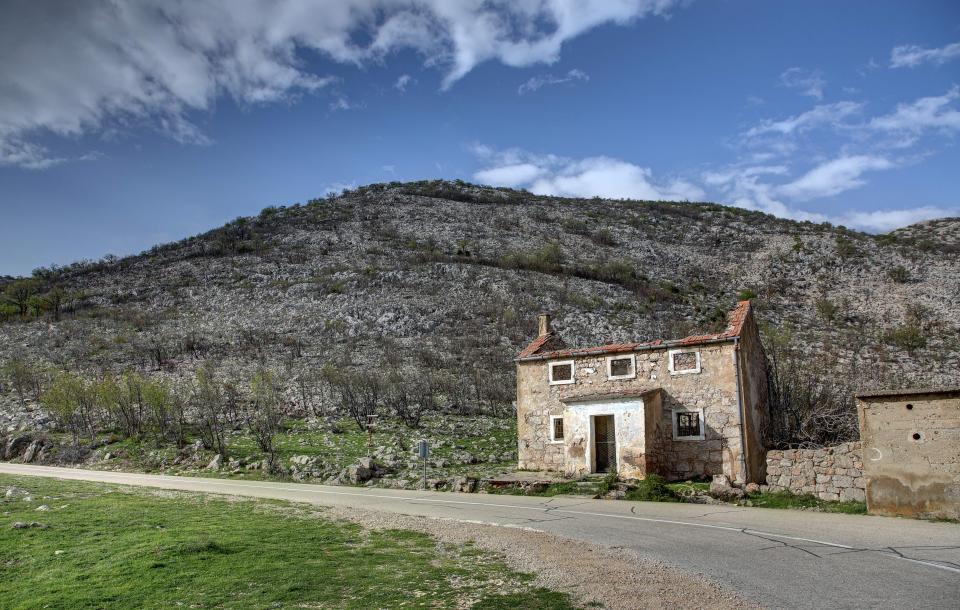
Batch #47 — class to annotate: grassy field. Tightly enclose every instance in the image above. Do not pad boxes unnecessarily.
[0,474,575,609]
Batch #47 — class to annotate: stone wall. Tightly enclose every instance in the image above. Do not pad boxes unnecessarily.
[764,442,865,502]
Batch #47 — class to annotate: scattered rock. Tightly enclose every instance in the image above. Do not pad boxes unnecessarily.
[206,455,222,471]
[35,505,50,512]
[744,482,761,494]
[709,475,745,500]
[450,476,477,493]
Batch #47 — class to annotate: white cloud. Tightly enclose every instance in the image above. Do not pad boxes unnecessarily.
[744,102,863,138]
[869,86,960,134]
[394,74,415,92]
[778,155,895,201]
[890,42,960,68]
[779,67,826,100]
[704,163,955,232]
[0,0,681,169]
[833,207,957,233]
[474,163,545,187]
[517,69,589,95]
[472,146,703,201]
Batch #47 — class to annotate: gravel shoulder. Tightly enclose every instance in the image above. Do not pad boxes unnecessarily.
[312,501,757,610]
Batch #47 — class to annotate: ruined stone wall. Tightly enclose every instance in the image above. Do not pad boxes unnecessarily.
[764,442,865,502]
[856,390,960,520]
[517,341,752,483]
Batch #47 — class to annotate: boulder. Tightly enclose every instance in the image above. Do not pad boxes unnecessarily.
[744,482,761,495]
[3,434,32,460]
[709,474,745,500]
[206,455,222,471]
[22,439,43,463]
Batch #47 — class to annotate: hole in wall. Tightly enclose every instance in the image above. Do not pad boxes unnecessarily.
[912,432,921,441]
[906,403,914,410]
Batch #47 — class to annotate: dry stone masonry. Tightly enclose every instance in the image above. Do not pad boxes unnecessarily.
[763,442,865,502]
[516,301,770,484]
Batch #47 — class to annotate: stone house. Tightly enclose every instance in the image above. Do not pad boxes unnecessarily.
[515,301,769,484]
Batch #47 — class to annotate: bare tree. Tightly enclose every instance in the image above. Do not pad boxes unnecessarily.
[246,369,285,472]
[328,369,382,431]
[194,366,228,457]
[383,371,431,429]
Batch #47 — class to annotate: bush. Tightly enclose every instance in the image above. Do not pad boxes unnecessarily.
[835,235,859,259]
[886,323,927,353]
[888,265,911,283]
[625,475,677,502]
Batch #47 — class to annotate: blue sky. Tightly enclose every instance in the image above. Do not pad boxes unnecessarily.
[1,0,959,276]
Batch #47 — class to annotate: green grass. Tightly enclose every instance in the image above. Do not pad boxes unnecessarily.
[0,474,576,609]
[624,475,678,502]
[746,490,867,514]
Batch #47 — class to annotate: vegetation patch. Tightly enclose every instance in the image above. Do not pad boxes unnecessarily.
[0,474,576,610]
[745,490,867,514]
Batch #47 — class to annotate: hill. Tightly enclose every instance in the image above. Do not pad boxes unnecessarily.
[1,180,958,448]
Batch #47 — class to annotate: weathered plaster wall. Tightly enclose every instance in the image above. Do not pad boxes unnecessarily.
[764,443,865,502]
[563,398,650,479]
[856,391,960,520]
[517,340,761,483]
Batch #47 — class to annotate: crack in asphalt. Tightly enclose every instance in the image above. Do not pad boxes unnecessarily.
[738,528,825,558]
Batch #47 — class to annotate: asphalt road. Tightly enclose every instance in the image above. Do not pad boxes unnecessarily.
[2,463,958,609]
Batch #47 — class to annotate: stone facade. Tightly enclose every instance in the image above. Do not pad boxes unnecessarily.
[856,388,960,520]
[764,442,866,502]
[516,301,769,484]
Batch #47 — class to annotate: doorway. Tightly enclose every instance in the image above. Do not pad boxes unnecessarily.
[593,414,617,473]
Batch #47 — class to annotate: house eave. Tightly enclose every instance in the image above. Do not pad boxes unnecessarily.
[515,335,736,363]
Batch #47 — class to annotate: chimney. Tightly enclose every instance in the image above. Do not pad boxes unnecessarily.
[538,313,552,337]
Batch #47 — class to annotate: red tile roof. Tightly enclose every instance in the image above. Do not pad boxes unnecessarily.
[517,301,753,361]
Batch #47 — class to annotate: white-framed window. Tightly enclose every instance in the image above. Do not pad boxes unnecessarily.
[668,348,701,375]
[672,408,705,441]
[606,354,636,380]
[549,415,565,443]
[548,360,575,385]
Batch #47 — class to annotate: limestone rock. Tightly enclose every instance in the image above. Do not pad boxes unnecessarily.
[206,454,222,471]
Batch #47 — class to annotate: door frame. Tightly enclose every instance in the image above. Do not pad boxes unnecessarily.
[589,413,617,474]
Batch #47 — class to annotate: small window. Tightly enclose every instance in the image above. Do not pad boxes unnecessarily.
[606,354,636,380]
[668,349,701,375]
[548,360,575,385]
[550,416,564,442]
[672,409,705,440]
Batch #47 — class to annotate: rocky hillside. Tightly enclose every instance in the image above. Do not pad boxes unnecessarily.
[1,180,958,438]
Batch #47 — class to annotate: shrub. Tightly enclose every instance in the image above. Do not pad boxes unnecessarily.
[625,475,677,502]
[835,235,859,259]
[591,228,617,246]
[815,298,839,323]
[886,323,927,353]
[888,265,910,283]
[738,289,757,301]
